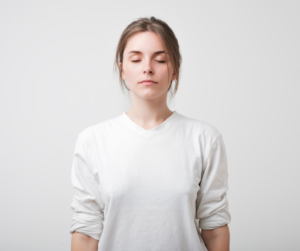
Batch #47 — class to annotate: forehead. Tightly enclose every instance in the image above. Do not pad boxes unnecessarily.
[124,31,166,53]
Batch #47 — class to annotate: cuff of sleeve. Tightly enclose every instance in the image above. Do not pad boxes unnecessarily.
[70,212,104,241]
[199,206,231,230]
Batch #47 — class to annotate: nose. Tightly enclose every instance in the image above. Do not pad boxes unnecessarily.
[144,69,153,74]
[143,59,154,75]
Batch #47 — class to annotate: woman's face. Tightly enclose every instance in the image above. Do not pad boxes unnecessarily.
[120,31,176,100]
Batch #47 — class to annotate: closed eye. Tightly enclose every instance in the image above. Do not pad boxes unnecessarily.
[131,60,165,63]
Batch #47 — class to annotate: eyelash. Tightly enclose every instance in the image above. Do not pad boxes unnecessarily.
[131,60,166,63]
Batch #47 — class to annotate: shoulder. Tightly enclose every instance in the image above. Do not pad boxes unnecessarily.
[177,112,222,144]
[176,113,227,169]
[76,114,122,146]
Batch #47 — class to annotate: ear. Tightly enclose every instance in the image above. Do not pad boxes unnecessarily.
[171,71,176,81]
[119,62,125,80]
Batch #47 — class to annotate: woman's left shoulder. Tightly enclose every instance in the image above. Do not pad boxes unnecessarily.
[177,112,222,141]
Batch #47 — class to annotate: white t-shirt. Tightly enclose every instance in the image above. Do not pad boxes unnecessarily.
[70,110,231,251]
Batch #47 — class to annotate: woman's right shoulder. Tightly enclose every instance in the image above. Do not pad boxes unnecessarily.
[76,115,121,144]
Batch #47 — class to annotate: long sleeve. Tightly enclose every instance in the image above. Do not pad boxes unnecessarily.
[196,134,231,230]
[70,132,104,240]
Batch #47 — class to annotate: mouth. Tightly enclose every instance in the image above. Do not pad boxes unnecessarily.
[140,80,158,85]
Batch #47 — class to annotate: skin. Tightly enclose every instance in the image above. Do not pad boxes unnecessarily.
[120,31,176,129]
[71,232,98,251]
[71,31,230,251]
[201,224,230,251]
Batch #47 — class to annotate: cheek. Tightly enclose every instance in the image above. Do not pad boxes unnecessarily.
[123,64,140,78]
[157,65,173,79]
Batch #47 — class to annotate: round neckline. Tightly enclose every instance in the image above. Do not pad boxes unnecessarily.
[121,110,178,138]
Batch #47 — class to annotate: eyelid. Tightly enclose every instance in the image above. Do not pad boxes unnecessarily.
[130,59,166,63]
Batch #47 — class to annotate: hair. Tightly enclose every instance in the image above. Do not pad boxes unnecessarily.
[114,16,182,99]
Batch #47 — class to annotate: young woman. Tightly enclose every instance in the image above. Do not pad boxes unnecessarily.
[70,17,231,251]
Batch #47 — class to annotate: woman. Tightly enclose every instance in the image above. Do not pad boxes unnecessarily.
[70,16,231,251]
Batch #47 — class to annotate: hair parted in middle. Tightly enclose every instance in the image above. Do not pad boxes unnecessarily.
[114,16,182,99]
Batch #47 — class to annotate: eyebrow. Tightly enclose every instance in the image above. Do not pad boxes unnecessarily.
[128,50,168,55]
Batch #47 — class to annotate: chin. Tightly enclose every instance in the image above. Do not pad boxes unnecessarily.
[133,89,166,100]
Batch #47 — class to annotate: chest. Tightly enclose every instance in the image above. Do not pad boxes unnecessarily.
[93,133,203,208]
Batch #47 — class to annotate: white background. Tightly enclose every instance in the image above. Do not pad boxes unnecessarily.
[1,0,299,250]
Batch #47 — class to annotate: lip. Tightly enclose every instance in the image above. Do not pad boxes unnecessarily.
[140,80,158,85]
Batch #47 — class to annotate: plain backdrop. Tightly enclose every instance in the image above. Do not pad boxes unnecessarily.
[1,0,299,250]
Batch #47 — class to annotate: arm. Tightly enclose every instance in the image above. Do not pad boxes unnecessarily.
[196,133,231,249]
[70,131,104,249]
[71,232,99,251]
[201,224,230,251]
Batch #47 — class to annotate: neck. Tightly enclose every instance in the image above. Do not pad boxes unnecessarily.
[126,92,173,129]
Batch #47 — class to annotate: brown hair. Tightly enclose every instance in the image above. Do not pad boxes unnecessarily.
[114,16,182,99]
